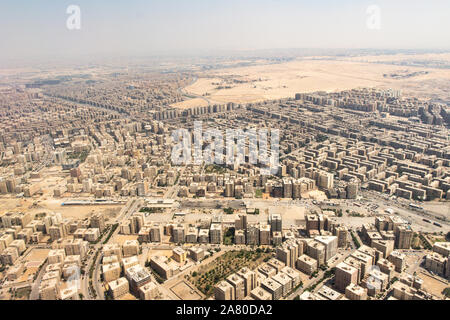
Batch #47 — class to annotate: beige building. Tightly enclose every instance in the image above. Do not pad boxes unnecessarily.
[250,286,272,300]
[188,247,204,262]
[296,254,318,275]
[281,266,301,288]
[388,250,405,272]
[237,267,257,297]
[103,243,123,260]
[108,277,129,299]
[260,277,283,300]
[335,262,358,292]
[139,281,158,300]
[103,262,121,282]
[424,252,447,277]
[315,236,338,262]
[226,273,245,300]
[172,247,187,263]
[48,249,66,265]
[272,272,292,297]
[122,240,140,257]
[215,280,235,300]
[122,255,139,272]
[39,278,60,300]
[345,283,367,300]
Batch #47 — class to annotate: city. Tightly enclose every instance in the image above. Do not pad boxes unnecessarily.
[0,0,449,310]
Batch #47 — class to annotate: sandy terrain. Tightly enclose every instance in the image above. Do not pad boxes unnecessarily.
[0,197,123,220]
[418,271,448,298]
[170,98,209,109]
[24,248,50,263]
[170,281,202,300]
[184,55,450,103]
[112,235,139,246]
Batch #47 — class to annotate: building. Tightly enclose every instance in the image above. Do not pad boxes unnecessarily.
[172,224,185,243]
[272,272,292,297]
[108,277,129,299]
[39,278,60,300]
[388,250,406,272]
[270,214,282,233]
[235,230,245,244]
[250,286,272,300]
[237,267,257,297]
[259,224,271,245]
[296,254,318,275]
[188,247,204,262]
[210,223,222,244]
[215,280,235,300]
[315,236,338,262]
[122,256,139,272]
[102,262,121,283]
[125,264,152,294]
[226,274,245,300]
[123,240,140,257]
[281,266,301,288]
[48,249,66,265]
[149,255,179,280]
[138,281,158,300]
[185,227,198,243]
[306,240,325,266]
[335,262,358,292]
[198,229,209,244]
[394,225,413,249]
[90,213,106,232]
[260,277,283,300]
[235,214,247,230]
[371,240,394,259]
[345,283,367,300]
[172,247,187,263]
[424,252,447,277]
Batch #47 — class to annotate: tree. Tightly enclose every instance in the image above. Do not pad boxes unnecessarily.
[442,287,450,298]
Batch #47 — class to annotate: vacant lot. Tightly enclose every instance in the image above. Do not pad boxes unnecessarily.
[170,281,203,300]
[419,271,449,298]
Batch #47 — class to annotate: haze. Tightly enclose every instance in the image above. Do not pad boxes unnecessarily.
[0,0,450,63]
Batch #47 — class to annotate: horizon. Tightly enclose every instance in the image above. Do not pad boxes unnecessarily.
[1,0,450,66]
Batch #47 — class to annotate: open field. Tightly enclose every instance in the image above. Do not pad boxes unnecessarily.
[170,281,203,300]
[419,271,449,298]
[170,98,209,109]
[24,248,50,263]
[184,54,450,104]
[0,197,123,220]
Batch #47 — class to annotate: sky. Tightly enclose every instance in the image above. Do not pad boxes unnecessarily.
[0,0,449,62]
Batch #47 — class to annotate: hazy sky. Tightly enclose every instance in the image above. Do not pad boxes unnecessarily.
[0,0,449,62]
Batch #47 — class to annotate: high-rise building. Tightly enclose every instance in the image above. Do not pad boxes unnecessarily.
[237,267,256,297]
[215,280,235,300]
[270,214,282,233]
[226,274,245,300]
[335,262,358,292]
[210,223,222,244]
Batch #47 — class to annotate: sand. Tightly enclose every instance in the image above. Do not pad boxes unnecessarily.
[0,197,123,220]
[170,98,209,109]
[184,55,450,104]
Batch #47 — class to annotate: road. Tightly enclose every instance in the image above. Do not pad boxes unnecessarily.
[87,197,143,299]
[285,249,351,300]
[29,261,48,300]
